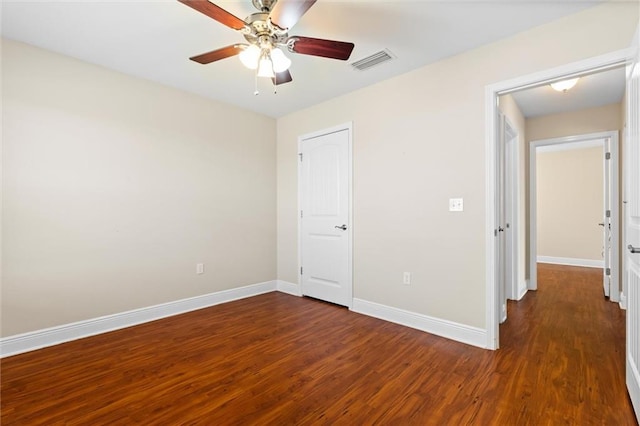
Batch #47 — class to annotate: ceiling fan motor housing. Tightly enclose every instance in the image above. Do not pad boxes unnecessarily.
[242,12,288,48]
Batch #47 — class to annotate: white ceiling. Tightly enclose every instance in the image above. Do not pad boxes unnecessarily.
[1,0,604,118]
[510,66,626,118]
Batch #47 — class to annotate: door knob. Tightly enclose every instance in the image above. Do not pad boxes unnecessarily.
[629,244,640,254]
[335,224,347,231]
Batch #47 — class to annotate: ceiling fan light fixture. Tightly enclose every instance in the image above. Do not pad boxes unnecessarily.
[270,48,292,73]
[179,0,356,90]
[550,78,579,92]
[239,44,261,70]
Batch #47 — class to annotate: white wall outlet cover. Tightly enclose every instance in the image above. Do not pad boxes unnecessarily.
[449,198,464,212]
[196,263,204,274]
[403,272,411,285]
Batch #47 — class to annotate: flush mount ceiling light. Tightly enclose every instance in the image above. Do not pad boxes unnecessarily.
[550,78,580,92]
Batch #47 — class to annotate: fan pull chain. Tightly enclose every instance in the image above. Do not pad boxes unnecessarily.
[254,68,259,96]
[271,58,277,94]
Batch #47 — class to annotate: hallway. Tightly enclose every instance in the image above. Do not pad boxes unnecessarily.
[497,262,634,424]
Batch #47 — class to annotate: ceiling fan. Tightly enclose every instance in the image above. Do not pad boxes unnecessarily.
[178,0,355,88]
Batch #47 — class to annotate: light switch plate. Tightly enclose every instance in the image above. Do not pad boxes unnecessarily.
[403,272,411,285]
[449,198,464,212]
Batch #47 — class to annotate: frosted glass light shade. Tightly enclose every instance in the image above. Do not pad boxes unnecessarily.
[257,57,275,78]
[239,45,260,70]
[270,48,291,73]
[550,78,579,92]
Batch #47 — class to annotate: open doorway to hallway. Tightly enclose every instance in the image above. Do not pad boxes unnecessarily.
[498,64,626,321]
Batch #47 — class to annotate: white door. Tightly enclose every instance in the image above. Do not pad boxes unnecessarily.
[625,28,640,421]
[299,125,352,307]
[497,114,507,323]
[504,119,519,302]
[602,136,620,302]
[599,139,611,297]
[603,138,612,298]
[498,114,518,323]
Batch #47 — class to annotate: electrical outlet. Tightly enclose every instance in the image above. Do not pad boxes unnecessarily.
[403,272,411,285]
[196,263,204,274]
[449,198,464,212]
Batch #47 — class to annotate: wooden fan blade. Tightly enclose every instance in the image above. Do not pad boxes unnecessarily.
[178,0,246,30]
[269,0,316,31]
[289,36,355,60]
[190,44,245,64]
[272,69,293,86]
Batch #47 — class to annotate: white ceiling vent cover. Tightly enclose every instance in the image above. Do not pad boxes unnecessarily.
[351,49,395,71]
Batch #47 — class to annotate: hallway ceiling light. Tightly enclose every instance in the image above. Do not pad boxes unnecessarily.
[550,78,579,92]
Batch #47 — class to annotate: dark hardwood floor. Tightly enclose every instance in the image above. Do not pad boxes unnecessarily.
[1,263,636,425]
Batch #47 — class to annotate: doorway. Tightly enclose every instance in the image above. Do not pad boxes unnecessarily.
[485,49,631,349]
[529,133,619,301]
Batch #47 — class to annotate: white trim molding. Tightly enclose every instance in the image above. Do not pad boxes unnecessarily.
[352,298,487,349]
[277,280,302,296]
[537,256,605,268]
[1,280,278,358]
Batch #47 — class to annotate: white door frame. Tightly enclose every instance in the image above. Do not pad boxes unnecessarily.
[297,122,354,308]
[485,49,631,350]
[528,132,619,303]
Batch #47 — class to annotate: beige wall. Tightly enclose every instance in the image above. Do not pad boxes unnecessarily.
[526,103,622,142]
[1,40,277,336]
[277,2,638,329]
[536,147,604,261]
[499,95,527,293]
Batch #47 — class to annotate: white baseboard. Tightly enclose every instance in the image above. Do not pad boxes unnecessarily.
[517,283,528,300]
[0,280,277,358]
[1,282,488,357]
[276,280,301,296]
[526,278,536,291]
[537,256,604,268]
[351,298,487,349]
[620,292,627,310]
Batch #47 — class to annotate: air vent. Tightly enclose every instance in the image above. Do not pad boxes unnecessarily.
[351,49,395,71]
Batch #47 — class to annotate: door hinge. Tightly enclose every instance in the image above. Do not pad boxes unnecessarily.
[300,266,303,275]
[605,152,611,160]
[606,268,611,276]
[300,210,303,218]
[299,153,303,162]
[606,210,611,218]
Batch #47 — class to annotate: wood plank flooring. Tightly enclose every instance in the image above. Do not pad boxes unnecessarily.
[1,263,637,425]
